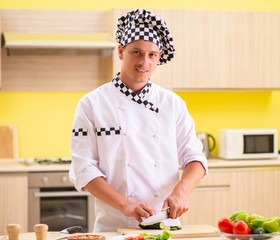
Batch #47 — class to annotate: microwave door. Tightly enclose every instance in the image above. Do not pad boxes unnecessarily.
[243,134,274,154]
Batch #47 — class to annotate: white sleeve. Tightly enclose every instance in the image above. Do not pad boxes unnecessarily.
[69,97,106,191]
[176,98,208,175]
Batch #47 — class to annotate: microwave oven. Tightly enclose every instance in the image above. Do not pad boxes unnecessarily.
[218,128,278,160]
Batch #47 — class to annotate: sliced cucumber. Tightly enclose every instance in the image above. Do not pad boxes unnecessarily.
[169,225,182,231]
[139,222,165,230]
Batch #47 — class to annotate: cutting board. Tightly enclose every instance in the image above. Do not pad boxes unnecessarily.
[117,224,219,238]
[0,124,18,159]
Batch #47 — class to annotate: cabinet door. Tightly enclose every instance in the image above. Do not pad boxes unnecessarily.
[0,174,28,235]
[180,171,234,226]
[180,167,280,227]
[169,11,280,89]
[232,169,280,217]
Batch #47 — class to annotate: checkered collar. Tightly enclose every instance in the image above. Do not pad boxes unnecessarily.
[112,73,159,113]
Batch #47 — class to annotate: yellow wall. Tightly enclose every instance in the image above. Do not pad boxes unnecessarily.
[1,1,280,158]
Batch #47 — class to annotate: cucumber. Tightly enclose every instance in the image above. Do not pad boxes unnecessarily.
[139,222,165,229]
[169,226,182,231]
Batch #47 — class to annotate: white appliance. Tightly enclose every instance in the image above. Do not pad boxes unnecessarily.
[218,128,278,160]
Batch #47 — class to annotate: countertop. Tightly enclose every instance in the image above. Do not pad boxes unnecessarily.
[0,156,280,173]
[1,231,280,240]
[0,231,221,240]
[0,158,70,173]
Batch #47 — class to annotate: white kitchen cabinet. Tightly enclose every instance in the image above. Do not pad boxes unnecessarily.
[0,173,28,235]
[0,9,115,91]
[180,166,280,226]
[180,170,234,225]
[231,168,280,217]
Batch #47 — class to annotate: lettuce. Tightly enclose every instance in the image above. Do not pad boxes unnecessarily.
[140,230,172,240]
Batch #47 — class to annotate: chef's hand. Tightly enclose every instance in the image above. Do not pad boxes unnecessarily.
[121,201,156,223]
[162,192,190,219]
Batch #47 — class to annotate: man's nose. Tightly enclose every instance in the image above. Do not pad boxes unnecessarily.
[139,54,149,65]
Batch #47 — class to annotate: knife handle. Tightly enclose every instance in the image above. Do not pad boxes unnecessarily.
[63,226,84,234]
[6,224,21,240]
[167,208,170,216]
[34,224,49,240]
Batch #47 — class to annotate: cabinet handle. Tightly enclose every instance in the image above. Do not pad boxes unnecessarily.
[194,185,230,192]
[33,191,90,198]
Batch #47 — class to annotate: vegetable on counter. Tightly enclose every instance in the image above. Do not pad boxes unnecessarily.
[139,230,172,240]
[169,226,182,231]
[217,218,234,234]
[139,222,182,231]
[124,230,172,240]
[232,220,252,234]
[139,222,165,230]
[218,210,280,235]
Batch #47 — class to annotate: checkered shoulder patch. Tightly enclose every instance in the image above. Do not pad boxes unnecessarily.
[95,127,122,136]
[72,128,88,137]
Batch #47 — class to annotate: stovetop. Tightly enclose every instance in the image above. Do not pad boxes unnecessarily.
[19,157,71,165]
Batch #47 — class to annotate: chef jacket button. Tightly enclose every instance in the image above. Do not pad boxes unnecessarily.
[154,163,158,167]
[153,134,157,138]
[128,162,133,166]
[154,192,159,197]
[130,193,135,197]
[119,106,124,110]
[123,132,128,136]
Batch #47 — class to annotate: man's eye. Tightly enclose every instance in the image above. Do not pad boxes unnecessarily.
[132,51,140,55]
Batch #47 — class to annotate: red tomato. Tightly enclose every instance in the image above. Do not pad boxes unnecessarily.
[124,237,135,240]
[233,220,252,234]
[218,218,234,233]
[135,237,144,240]
[124,236,144,240]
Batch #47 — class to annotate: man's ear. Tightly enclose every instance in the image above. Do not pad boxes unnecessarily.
[118,45,124,60]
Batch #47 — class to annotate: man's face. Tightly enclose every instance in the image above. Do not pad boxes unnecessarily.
[118,40,161,91]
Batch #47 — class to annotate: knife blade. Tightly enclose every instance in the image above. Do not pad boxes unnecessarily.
[141,209,170,226]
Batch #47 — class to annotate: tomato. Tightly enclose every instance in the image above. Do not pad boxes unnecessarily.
[218,218,234,233]
[124,237,135,240]
[135,237,145,240]
[233,220,252,234]
[124,237,144,240]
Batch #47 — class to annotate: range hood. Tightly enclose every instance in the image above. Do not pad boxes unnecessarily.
[2,32,116,55]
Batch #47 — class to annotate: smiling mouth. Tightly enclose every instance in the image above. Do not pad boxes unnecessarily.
[136,68,148,73]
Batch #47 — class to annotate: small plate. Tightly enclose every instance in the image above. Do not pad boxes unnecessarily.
[218,231,279,240]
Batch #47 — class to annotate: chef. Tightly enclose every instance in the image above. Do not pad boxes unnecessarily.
[69,9,208,232]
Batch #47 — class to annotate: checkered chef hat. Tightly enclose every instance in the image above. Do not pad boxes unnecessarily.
[116,9,176,65]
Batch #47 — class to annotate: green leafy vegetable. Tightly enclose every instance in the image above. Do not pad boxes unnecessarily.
[140,230,172,240]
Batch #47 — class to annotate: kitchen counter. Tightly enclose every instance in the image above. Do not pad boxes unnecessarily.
[0,232,221,240]
[207,156,280,169]
[1,231,280,240]
[0,158,70,173]
[1,156,280,173]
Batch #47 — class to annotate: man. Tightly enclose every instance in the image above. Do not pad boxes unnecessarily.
[69,9,208,232]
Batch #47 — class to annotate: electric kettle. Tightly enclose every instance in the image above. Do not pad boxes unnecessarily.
[197,132,216,158]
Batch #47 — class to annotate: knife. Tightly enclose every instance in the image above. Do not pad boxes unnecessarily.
[47,226,84,240]
[60,226,84,234]
[141,209,170,226]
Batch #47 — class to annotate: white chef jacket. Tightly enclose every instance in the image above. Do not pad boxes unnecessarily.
[69,74,208,232]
